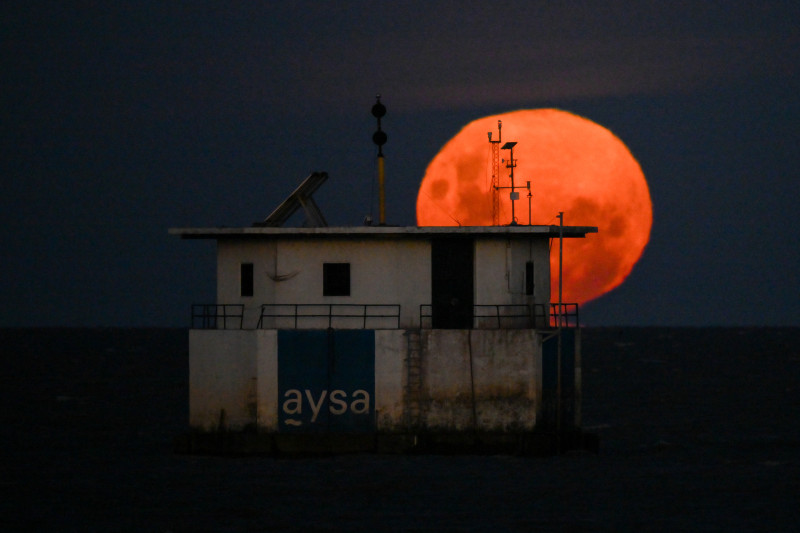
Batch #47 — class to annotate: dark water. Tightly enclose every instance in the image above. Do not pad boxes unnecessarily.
[2,327,800,532]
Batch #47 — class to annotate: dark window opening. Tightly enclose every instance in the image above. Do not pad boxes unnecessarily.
[525,261,534,295]
[241,263,254,297]
[323,263,350,296]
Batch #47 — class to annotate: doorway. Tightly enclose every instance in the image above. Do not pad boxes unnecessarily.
[431,238,474,329]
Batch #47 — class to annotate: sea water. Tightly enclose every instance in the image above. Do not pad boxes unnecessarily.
[2,327,799,531]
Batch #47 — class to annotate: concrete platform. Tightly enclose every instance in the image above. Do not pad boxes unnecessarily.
[174,430,599,457]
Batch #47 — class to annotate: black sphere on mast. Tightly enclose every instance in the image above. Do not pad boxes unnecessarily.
[372,95,387,154]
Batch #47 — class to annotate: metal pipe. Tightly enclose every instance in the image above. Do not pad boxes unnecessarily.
[372,95,388,225]
[557,211,564,450]
[378,155,385,225]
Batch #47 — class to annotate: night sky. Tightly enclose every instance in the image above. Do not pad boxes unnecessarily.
[3,2,798,327]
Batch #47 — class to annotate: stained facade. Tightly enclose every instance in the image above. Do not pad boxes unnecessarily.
[171,224,597,454]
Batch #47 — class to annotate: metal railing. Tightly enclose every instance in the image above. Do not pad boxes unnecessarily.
[547,303,580,328]
[420,303,580,329]
[420,304,534,329]
[473,305,534,328]
[190,302,579,330]
[256,304,401,329]
[191,304,244,329]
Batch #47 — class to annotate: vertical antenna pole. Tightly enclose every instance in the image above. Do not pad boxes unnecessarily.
[557,211,564,325]
[509,144,516,224]
[372,95,388,225]
[501,141,519,225]
[377,155,385,224]
[488,121,501,225]
[556,211,564,451]
[527,181,532,225]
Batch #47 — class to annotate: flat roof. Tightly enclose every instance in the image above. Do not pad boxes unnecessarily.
[169,225,598,240]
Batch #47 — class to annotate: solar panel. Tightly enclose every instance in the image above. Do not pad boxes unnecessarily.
[256,172,329,227]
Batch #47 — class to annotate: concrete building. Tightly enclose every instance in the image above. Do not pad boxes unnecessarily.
[171,218,599,454]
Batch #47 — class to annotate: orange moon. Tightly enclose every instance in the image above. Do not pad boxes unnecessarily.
[416,109,652,305]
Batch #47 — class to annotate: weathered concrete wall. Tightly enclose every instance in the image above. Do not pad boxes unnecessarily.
[420,330,540,431]
[255,330,279,430]
[374,330,406,429]
[189,328,549,433]
[189,329,258,430]
[189,329,278,431]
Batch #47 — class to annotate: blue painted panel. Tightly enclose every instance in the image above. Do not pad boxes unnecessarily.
[278,330,375,433]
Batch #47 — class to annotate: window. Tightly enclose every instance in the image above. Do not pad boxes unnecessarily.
[240,263,254,297]
[525,261,534,295]
[323,263,350,296]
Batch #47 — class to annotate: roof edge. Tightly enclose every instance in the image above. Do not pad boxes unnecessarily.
[169,225,598,239]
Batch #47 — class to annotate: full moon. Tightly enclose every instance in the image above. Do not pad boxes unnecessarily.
[416,109,652,305]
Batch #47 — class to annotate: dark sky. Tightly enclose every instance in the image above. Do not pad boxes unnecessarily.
[2,1,798,327]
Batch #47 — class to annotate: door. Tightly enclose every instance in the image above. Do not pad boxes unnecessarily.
[431,238,474,329]
[278,329,375,433]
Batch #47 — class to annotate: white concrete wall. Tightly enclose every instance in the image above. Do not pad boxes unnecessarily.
[217,239,430,329]
[534,238,551,315]
[216,240,276,328]
[474,238,550,328]
[190,329,256,430]
[189,329,278,431]
[189,328,545,433]
[214,235,552,330]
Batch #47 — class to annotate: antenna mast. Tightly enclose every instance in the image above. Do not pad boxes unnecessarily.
[488,122,520,225]
[488,121,501,225]
[502,141,519,224]
[372,95,387,225]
